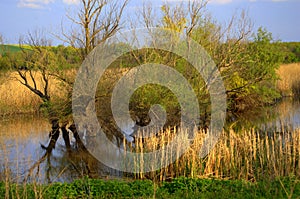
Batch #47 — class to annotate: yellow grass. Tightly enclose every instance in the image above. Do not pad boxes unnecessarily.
[0,68,127,116]
[277,63,300,96]
[0,71,69,115]
[127,127,300,181]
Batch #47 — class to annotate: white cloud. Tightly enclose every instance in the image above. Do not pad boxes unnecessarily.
[18,0,79,9]
[18,0,55,9]
[62,0,80,5]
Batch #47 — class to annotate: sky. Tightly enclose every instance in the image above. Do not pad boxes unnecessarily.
[0,0,299,44]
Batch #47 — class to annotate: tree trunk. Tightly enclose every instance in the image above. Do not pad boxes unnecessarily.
[61,123,71,150]
[46,119,60,153]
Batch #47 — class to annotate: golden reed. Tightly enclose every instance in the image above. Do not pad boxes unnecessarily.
[126,127,300,182]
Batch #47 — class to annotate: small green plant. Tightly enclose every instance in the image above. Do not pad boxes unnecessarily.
[1,177,299,198]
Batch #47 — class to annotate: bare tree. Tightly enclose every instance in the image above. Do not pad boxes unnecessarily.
[15,30,67,154]
[17,31,52,103]
[61,0,129,60]
[0,34,3,45]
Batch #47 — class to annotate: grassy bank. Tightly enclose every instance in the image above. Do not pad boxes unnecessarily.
[1,177,299,198]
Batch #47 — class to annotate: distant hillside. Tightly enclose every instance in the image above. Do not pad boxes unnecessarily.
[1,42,300,63]
[0,45,31,55]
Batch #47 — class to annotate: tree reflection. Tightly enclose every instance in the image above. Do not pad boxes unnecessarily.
[24,123,123,183]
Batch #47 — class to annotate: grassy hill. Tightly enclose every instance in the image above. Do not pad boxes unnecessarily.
[0,44,31,55]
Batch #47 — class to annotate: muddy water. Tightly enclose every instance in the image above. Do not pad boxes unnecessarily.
[0,98,300,183]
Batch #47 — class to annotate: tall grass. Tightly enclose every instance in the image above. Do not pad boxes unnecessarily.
[0,71,68,116]
[277,63,300,96]
[126,127,300,182]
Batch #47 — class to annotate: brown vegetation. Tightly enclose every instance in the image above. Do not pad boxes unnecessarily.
[0,71,68,116]
[128,127,300,182]
[277,63,300,97]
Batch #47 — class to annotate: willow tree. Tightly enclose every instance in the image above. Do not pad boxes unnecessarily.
[126,0,282,130]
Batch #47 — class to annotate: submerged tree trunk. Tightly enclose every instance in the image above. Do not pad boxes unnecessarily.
[61,123,71,150]
[46,119,60,154]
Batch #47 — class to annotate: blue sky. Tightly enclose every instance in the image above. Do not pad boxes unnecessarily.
[0,0,299,44]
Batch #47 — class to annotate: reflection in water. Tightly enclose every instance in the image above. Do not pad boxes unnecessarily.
[0,98,300,183]
[0,115,120,183]
[265,98,300,131]
[228,98,300,132]
[0,115,50,182]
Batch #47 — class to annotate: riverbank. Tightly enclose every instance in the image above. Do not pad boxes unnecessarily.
[1,177,299,198]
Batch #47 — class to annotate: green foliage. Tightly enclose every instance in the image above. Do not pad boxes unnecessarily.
[41,178,154,198]
[51,45,81,69]
[129,84,181,126]
[0,44,79,72]
[1,177,299,198]
[224,27,283,113]
[161,5,187,33]
[277,42,300,63]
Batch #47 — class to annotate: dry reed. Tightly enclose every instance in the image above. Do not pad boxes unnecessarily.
[0,71,70,116]
[277,63,300,96]
[126,127,300,182]
[1,125,299,197]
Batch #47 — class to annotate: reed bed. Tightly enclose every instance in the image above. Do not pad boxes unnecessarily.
[0,71,69,116]
[127,127,300,182]
[277,63,300,96]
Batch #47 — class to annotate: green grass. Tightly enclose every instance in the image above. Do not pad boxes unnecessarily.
[0,44,32,55]
[1,177,299,198]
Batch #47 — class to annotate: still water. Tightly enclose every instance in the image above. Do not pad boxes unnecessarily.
[0,115,79,183]
[0,98,300,183]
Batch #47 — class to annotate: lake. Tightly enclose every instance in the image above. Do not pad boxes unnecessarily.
[0,98,300,183]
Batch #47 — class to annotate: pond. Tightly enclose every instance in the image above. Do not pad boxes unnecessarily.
[0,98,300,183]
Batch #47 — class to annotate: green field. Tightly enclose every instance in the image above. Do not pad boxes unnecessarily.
[0,44,32,55]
